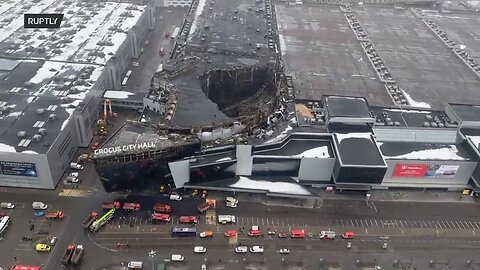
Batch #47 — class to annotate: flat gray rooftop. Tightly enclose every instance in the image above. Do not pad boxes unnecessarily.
[448,103,480,122]
[372,107,457,128]
[185,0,273,58]
[324,96,372,118]
[0,0,145,154]
[425,12,480,60]
[355,7,480,110]
[275,4,392,106]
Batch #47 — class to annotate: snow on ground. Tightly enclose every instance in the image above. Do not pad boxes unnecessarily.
[104,90,135,99]
[28,61,65,85]
[230,176,311,195]
[385,145,467,160]
[467,136,480,149]
[188,0,207,41]
[266,125,293,144]
[294,146,330,158]
[216,157,233,162]
[26,97,38,104]
[335,132,372,143]
[401,90,431,108]
[0,143,16,152]
[67,91,88,100]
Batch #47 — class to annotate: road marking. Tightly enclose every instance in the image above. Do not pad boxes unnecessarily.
[474,222,480,229]
[458,221,466,229]
[374,219,378,227]
[256,217,260,225]
[468,221,475,229]
[355,219,360,227]
[399,220,404,228]
[281,218,285,227]
[369,219,374,227]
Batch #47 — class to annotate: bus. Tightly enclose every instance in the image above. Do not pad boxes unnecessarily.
[171,227,196,238]
[89,208,115,232]
[121,70,133,87]
[0,215,10,236]
[11,265,42,270]
[171,27,180,40]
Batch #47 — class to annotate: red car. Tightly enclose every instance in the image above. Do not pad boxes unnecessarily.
[179,216,198,224]
[151,213,171,222]
[0,211,6,217]
[342,231,355,239]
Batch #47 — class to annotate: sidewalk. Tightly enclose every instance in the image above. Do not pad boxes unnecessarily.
[316,189,478,203]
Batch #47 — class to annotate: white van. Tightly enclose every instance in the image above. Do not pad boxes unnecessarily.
[0,202,15,209]
[171,254,184,262]
[32,202,48,210]
[69,162,84,170]
[127,261,143,269]
[217,215,236,224]
[169,193,183,201]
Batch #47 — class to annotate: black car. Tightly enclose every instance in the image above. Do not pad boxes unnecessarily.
[38,229,49,235]
[22,235,33,241]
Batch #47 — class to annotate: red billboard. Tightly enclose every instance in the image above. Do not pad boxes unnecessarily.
[393,164,428,177]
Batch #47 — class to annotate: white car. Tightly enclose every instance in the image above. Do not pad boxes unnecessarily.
[194,246,207,253]
[249,246,264,253]
[70,172,79,178]
[0,202,15,209]
[169,194,183,201]
[127,261,143,269]
[234,246,248,253]
[279,248,290,254]
[132,62,139,67]
[201,264,207,270]
[171,254,184,262]
[49,236,57,246]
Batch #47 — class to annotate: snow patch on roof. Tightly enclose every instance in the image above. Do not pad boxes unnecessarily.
[401,91,431,109]
[22,150,38,154]
[294,146,331,158]
[384,108,432,114]
[384,145,467,160]
[28,61,65,85]
[188,0,207,41]
[335,132,372,143]
[278,34,287,56]
[104,90,135,99]
[265,125,293,144]
[0,143,16,153]
[216,157,233,162]
[230,176,311,195]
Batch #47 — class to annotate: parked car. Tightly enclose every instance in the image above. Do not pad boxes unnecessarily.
[36,243,51,252]
[279,248,290,254]
[169,193,183,201]
[234,246,248,253]
[34,211,45,217]
[22,235,33,241]
[49,236,57,246]
[171,254,184,262]
[249,246,264,253]
[69,162,84,170]
[32,202,48,210]
[38,229,49,235]
[127,261,143,269]
[342,231,355,239]
[193,246,207,253]
[200,231,213,238]
[0,202,15,209]
[132,62,139,67]
[0,211,6,217]
[278,233,287,238]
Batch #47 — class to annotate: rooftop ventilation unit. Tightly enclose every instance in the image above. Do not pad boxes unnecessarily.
[17,131,27,138]
[32,134,42,142]
[48,114,57,121]
[36,109,45,115]
[38,128,47,135]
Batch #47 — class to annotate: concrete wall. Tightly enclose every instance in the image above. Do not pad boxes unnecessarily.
[46,119,79,187]
[298,157,335,181]
[382,160,477,189]
[0,153,53,189]
[373,127,458,144]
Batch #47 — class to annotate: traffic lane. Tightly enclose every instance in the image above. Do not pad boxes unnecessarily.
[224,199,480,221]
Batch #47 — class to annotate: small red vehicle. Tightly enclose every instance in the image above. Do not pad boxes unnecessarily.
[153,203,172,213]
[159,47,165,56]
[151,213,171,222]
[224,230,237,237]
[342,231,355,239]
[179,216,198,224]
[291,230,305,238]
[248,226,261,237]
[102,201,121,210]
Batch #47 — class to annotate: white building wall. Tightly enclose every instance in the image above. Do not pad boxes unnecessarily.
[0,153,53,189]
[382,159,476,189]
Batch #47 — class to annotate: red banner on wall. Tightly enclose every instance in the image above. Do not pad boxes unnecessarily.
[393,164,428,177]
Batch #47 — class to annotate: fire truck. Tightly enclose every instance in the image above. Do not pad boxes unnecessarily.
[45,211,64,219]
[151,213,171,222]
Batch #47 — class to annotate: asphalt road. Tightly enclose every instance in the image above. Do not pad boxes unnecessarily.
[1,187,480,270]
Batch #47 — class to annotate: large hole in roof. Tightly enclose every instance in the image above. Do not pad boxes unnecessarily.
[199,66,276,118]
